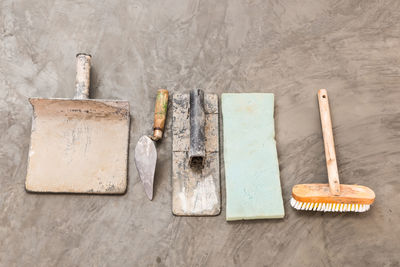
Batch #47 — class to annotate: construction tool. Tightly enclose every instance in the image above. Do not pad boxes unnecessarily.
[172,91,221,216]
[134,89,168,200]
[222,93,284,220]
[25,54,130,194]
[290,89,375,212]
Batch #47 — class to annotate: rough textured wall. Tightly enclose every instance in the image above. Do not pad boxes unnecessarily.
[1,0,400,266]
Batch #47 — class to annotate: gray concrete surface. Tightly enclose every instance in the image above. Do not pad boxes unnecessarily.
[1,0,399,266]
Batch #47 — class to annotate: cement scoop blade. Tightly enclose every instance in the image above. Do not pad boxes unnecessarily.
[134,135,157,200]
[25,98,130,194]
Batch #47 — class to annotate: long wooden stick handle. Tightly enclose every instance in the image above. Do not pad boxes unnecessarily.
[318,89,340,195]
[152,89,169,141]
[74,53,91,99]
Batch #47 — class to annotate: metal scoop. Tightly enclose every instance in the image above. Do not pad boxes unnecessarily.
[25,54,130,194]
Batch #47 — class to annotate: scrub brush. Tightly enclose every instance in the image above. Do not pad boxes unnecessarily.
[290,89,375,212]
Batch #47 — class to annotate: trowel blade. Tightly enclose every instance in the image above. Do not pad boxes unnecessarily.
[134,135,157,200]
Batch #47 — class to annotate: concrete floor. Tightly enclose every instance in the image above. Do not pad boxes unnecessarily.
[1,0,400,266]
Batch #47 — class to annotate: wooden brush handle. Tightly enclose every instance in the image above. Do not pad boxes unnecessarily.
[74,53,91,99]
[152,89,169,141]
[318,89,340,195]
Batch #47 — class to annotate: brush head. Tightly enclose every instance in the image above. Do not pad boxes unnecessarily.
[291,184,375,212]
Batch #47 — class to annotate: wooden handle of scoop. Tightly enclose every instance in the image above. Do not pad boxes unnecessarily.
[74,53,91,99]
[152,89,169,141]
[318,89,341,195]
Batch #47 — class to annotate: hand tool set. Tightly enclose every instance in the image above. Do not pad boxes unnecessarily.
[25,54,375,220]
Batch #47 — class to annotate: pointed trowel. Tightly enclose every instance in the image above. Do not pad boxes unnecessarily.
[134,89,169,200]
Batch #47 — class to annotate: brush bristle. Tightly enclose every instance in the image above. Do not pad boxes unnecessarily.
[290,198,371,212]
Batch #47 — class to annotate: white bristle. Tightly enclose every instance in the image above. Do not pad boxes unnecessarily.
[290,198,372,213]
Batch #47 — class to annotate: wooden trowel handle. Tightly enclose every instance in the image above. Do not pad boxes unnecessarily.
[74,53,91,99]
[318,89,341,195]
[152,89,169,141]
